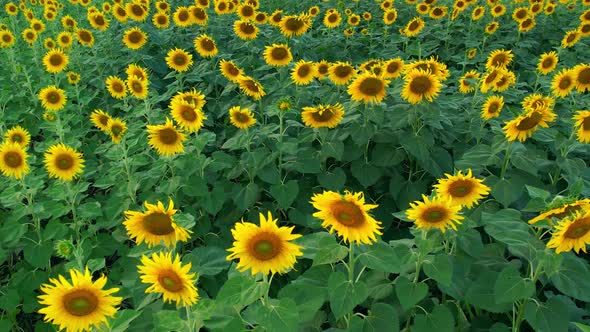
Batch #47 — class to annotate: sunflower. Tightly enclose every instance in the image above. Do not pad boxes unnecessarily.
[5,3,18,15]
[219,59,243,83]
[310,190,382,244]
[127,76,149,99]
[343,28,354,37]
[126,64,148,81]
[490,4,506,17]
[190,6,208,25]
[30,18,45,33]
[573,110,590,143]
[138,252,198,306]
[238,76,266,100]
[165,48,193,72]
[458,70,480,94]
[42,49,69,74]
[434,169,490,208]
[263,44,292,67]
[544,4,556,15]
[126,2,148,21]
[471,6,485,20]
[76,29,94,46]
[301,103,344,128]
[551,69,576,98]
[193,34,218,58]
[521,94,555,112]
[90,109,112,132]
[324,10,341,28]
[88,12,109,31]
[493,70,516,92]
[65,71,80,85]
[485,21,499,34]
[401,69,441,104]
[124,199,191,247]
[383,9,398,24]
[404,57,450,81]
[485,49,513,70]
[4,126,30,148]
[328,62,357,85]
[581,9,590,22]
[170,100,206,133]
[122,27,147,50]
[467,48,477,59]
[530,2,543,15]
[22,28,37,44]
[381,0,394,10]
[537,51,558,75]
[315,60,331,79]
[228,106,256,129]
[0,30,15,48]
[347,73,389,104]
[347,13,361,26]
[309,6,320,17]
[547,212,590,254]
[156,0,170,11]
[402,17,425,36]
[573,64,590,92]
[106,118,127,144]
[269,9,283,26]
[512,7,529,22]
[234,19,258,40]
[503,106,556,142]
[214,1,229,15]
[479,68,505,93]
[561,30,580,48]
[106,76,127,99]
[291,60,316,86]
[61,15,77,30]
[579,22,590,37]
[44,143,85,181]
[279,14,312,37]
[382,58,404,79]
[481,95,504,120]
[226,211,303,275]
[152,12,170,28]
[529,199,590,225]
[430,6,448,19]
[237,3,255,20]
[406,195,464,233]
[0,143,29,179]
[112,4,128,22]
[38,86,67,111]
[38,268,121,332]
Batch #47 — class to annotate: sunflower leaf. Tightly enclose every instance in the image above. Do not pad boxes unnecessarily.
[328,271,369,319]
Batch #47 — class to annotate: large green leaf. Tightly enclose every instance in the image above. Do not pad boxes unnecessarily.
[412,305,455,332]
[312,236,348,266]
[551,254,590,302]
[357,241,412,273]
[465,270,512,313]
[423,253,453,286]
[328,271,369,319]
[269,180,299,209]
[255,298,299,332]
[363,303,400,332]
[524,297,569,332]
[216,275,268,307]
[493,265,535,304]
[395,277,428,311]
[185,246,231,276]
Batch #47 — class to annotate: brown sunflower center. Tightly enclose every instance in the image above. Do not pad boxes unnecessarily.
[297,64,311,77]
[56,153,74,170]
[117,7,126,16]
[284,17,304,32]
[494,6,502,13]
[271,47,288,60]
[47,91,60,103]
[179,10,190,22]
[180,106,197,121]
[131,82,143,93]
[559,76,572,89]
[334,66,352,78]
[422,207,447,223]
[566,33,576,43]
[410,76,432,94]
[542,58,554,69]
[61,35,70,43]
[386,12,395,20]
[330,200,365,227]
[158,270,184,292]
[492,54,507,66]
[143,212,175,235]
[249,232,281,260]
[131,4,144,16]
[112,82,124,93]
[350,17,359,24]
[98,115,109,126]
[311,109,334,123]
[225,64,240,76]
[4,151,22,168]
[111,125,123,136]
[241,6,253,17]
[158,128,179,145]
[94,15,105,25]
[2,34,11,43]
[157,16,167,25]
[359,77,384,96]
[328,13,338,23]
[433,8,443,16]
[234,111,251,124]
[488,102,499,113]
[516,111,543,130]
[193,8,206,20]
[11,134,23,142]
[218,3,227,11]
[49,54,63,66]
[318,64,329,75]
[240,22,255,34]
[448,180,474,197]
[128,31,143,44]
[271,13,282,23]
[174,54,187,65]
[63,290,98,316]
[516,10,527,19]
[200,39,215,51]
[564,219,590,239]
[577,68,590,84]
[408,20,420,31]
[243,80,260,92]
[581,24,590,34]
[79,31,92,42]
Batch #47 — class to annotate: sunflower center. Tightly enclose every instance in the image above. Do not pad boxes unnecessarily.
[178,10,189,21]
[542,58,554,69]
[2,35,11,43]
[249,232,281,260]
[331,200,365,227]
[318,64,328,75]
[234,111,251,124]
[4,151,22,168]
[226,64,240,76]
[241,6,253,17]
[423,207,446,223]
[240,23,255,34]
[578,68,590,84]
[158,128,178,145]
[243,80,259,92]
[516,111,543,130]
[409,76,432,94]
[448,180,474,197]
[131,5,143,16]
[516,10,526,19]
[581,24,590,34]
[94,15,105,25]
[558,77,572,89]
[174,54,187,65]
[408,20,419,31]
[193,8,206,20]
[47,92,60,103]
[492,54,507,66]
[143,212,175,235]
[117,8,126,17]
[49,54,63,66]
[297,65,311,77]
[158,271,184,292]
[485,71,499,84]
[488,102,499,113]
[311,109,334,122]
[201,39,214,51]
[80,31,91,42]
[582,117,590,131]
[131,82,142,93]
[285,18,304,31]
[157,16,167,25]
[334,66,352,78]
[113,82,124,93]
[386,12,395,20]
[11,134,22,142]
[328,13,338,23]
[111,125,123,136]
[566,34,576,43]
[55,153,74,170]
[564,219,590,239]
[181,107,197,121]
[271,47,288,60]
[359,77,384,96]
[433,8,443,15]
[63,290,98,316]
[128,31,142,43]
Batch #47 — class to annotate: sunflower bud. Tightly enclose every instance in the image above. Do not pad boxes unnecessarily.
[55,239,74,259]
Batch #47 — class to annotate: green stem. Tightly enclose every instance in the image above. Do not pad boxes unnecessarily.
[346,241,356,327]
[278,110,284,182]
[500,142,513,179]
[66,182,80,244]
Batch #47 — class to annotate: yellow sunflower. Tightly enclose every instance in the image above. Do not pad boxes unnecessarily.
[429,6,448,19]
[547,212,590,254]
[406,195,464,233]
[479,68,505,93]
[237,3,255,20]
[126,64,148,81]
[124,199,191,247]
[573,110,590,143]
[512,7,530,22]
[328,62,357,85]
[106,76,127,99]
[434,169,490,208]
[529,199,590,225]
[263,43,292,67]
[573,64,590,92]
[88,12,109,31]
[228,106,256,129]
[404,57,450,81]
[233,19,258,40]
[503,106,556,142]
[90,109,112,132]
[458,70,480,94]
[122,27,147,50]
[173,6,194,27]
[382,58,404,79]
[537,51,558,75]
[219,59,244,83]
[401,69,441,104]
[193,34,218,58]
[493,70,516,92]
[226,211,303,275]
[4,126,30,148]
[467,48,477,59]
[238,76,266,100]
[269,9,283,26]
[347,73,389,104]
[291,60,316,86]
[165,48,193,72]
[301,103,344,129]
[190,6,208,25]
[106,118,127,144]
[323,10,341,28]
[485,49,513,70]
[481,95,504,120]
[0,143,29,179]
[315,60,331,79]
[171,89,206,110]
[76,29,94,46]
[485,21,499,34]
[521,93,555,112]
[146,118,186,157]
[561,30,580,48]
[67,72,80,85]
[127,76,149,99]
[490,4,506,17]
[347,13,361,26]
[138,252,198,306]
[126,2,148,21]
[383,9,398,25]
[38,85,67,111]
[42,49,69,74]
[551,68,576,98]
[22,29,38,44]
[279,14,312,37]
[44,143,85,181]
[310,190,382,245]
[38,268,122,332]
[402,17,425,36]
[170,100,206,133]
[113,4,128,23]
[0,30,15,48]
[152,12,170,28]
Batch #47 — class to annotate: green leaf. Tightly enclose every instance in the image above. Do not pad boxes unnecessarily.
[357,241,413,273]
[524,297,569,332]
[412,305,455,332]
[23,242,52,268]
[328,271,369,319]
[110,310,141,332]
[312,236,348,266]
[278,266,329,322]
[551,254,590,302]
[492,178,522,207]
[318,167,346,191]
[395,277,428,311]
[185,246,231,276]
[423,254,453,286]
[493,265,535,304]
[525,185,551,200]
[363,303,399,332]
[233,182,260,210]
[154,310,186,332]
[255,298,299,332]
[270,180,299,210]
[481,209,540,259]
[216,275,268,307]
[573,322,590,332]
[351,160,382,187]
[465,270,511,313]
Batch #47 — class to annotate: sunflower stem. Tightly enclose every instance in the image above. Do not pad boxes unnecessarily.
[500,142,513,179]
[346,241,356,328]
[185,306,193,331]
[262,273,271,306]
[66,182,80,245]
[21,179,42,243]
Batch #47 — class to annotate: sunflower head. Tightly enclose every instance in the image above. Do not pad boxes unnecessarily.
[279,14,312,37]
[347,73,390,104]
[291,60,317,86]
[165,48,193,72]
[193,34,218,58]
[406,195,464,233]
[43,143,85,181]
[39,85,67,111]
[4,126,31,148]
[573,64,590,92]
[481,95,504,120]
[324,10,342,27]
[434,169,490,208]
[234,19,258,40]
[573,110,590,143]
[42,49,69,74]
[219,59,244,83]
[551,68,576,98]
[401,68,442,104]
[122,27,147,50]
[229,106,256,129]
[76,29,94,46]
[328,61,357,85]
[383,9,398,25]
[107,118,127,144]
[263,43,292,67]
[170,99,207,133]
[146,118,186,157]
[127,75,149,99]
[0,142,29,179]
[106,75,127,99]
[486,49,513,70]
[561,30,580,48]
[301,103,345,129]
[238,76,266,100]
[90,109,112,132]
[503,106,556,142]
[547,212,590,254]
[537,51,558,75]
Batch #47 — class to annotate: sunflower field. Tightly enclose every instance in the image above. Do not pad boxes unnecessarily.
[2,0,590,331]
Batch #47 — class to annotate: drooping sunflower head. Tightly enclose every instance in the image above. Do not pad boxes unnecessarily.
[458,70,480,94]
[547,212,590,254]
[43,143,85,181]
[219,59,244,83]
[503,106,556,142]
[529,198,590,225]
[467,48,477,59]
[4,126,31,148]
[229,106,256,129]
[402,17,425,36]
[301,103,345,129]
[90,109,112,132]
[279,14,312,37]
[38,85,67,111]
[561,30,580,48]
[233,19,258,40]
[521,93,555,112]
[106,118,127,144]
[291,60,317,86]
[0,142,29,179]
[537,51,559,75]
[226,211,303,275]
[106,75,127,99]
[122,27,147,50]
[38,268,122,332]
[406,194,464,233]
[138,252,199,306]
[434,169,491,208]
[193,34,218,58]
[573,64,590,92]
[347,73,390,104]
[146,118,186,157]
[573,110,590,144]
[165,48,193,72]
[126,64,148,81]
[263,43,292,67]
[328,61,357,85]
[42,49,69,74]
[486,49,513,70]
[238,76,266,100]
[551,68,576,98]
[170,99,207,133]
[401,68,441,104]
[481,95,504,120]
[76,29,94,46]
[311,190,383,245]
